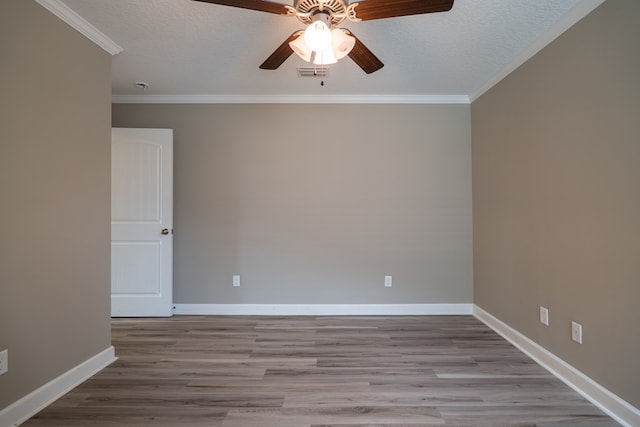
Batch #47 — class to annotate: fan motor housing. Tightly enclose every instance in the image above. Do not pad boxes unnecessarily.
[294,0,348,25]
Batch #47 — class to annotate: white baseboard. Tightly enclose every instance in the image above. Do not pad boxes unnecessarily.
[173,303,473,316]
[0,346,116,427]
[473,305,640,427]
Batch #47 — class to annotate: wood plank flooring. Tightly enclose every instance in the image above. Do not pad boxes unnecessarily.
[24,316,620,426]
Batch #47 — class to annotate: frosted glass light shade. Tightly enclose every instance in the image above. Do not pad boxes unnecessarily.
[289,33,312,62]
[313,48,337,65]
[304,20,332,52]
[331,29,355,59]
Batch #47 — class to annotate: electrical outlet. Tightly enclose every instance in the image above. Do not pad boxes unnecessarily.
[539,306,549,326]
[0,349,8,376]
[232,275,241,287]
[571,321,583,344]
[384,275,393,287]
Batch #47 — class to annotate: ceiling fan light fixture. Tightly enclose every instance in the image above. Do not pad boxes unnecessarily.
[289,33,312,62]
[195,0,456,74]
[304,12,332,52]
[330,28,355,59]
[312,47,337,65]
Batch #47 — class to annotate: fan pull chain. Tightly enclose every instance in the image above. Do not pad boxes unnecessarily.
[312,62,325,87]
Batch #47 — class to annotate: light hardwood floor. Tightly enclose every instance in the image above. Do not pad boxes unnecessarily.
[24,316,619,426]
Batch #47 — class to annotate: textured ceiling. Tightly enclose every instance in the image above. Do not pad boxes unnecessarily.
[57,0,601,100]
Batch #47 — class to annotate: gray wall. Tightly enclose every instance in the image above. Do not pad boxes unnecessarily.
[472,0,640,408]
[0,0,112,409]
[113,104,473,304]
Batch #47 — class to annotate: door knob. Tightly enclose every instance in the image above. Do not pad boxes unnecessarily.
[161,228,170,235]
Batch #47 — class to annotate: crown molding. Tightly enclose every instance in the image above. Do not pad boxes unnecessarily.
[35,0,123,55]
[111,94,470,104]
[469,0,606,102]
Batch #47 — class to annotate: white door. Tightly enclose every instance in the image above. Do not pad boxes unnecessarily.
[111,128,173,317]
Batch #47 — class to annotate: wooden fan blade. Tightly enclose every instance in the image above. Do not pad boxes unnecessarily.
[191,0,289,15]
[352,0,454,21]
[345,30,384,74]
[259,32,301,70]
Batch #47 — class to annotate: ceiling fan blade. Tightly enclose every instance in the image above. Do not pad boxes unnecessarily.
[344,30,384,74]
[259,32,301,70]
[352,0,454,21]
[191,0,289,15]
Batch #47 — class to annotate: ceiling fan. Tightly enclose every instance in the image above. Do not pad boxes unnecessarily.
[192,0,455,74]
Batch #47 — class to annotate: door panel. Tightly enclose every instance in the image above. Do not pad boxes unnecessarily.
[112,142,161,222]
[111,242,161,295]
[111,128,173,317]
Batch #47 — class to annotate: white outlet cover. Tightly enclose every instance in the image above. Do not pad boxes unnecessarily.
[0,349,7,375]
[539,306,549,326]
[571,321,583,344]
[384,276,392,287]
[232,275,241,287]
